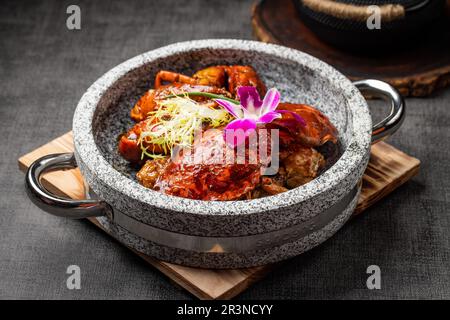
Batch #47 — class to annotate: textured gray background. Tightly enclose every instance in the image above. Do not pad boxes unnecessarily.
[1,0,449,299]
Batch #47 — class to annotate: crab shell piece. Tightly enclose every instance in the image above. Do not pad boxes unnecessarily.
[154,65,267,97]
[191,66,227,88]
[274,103,338,148]
[118,118,165,163]
[218,65,267,96]
[130,84,230,122]
[153,129,263,201]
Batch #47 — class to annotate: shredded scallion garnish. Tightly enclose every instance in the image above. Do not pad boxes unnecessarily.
[138,95,234,159]
[164,92,240,105]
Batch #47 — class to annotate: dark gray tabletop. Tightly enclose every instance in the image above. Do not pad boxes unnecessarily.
[1,0,449,299]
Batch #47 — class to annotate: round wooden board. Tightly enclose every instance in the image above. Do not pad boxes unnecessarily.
[252,0,450,97]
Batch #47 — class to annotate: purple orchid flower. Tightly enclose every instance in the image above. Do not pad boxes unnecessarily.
[215,86,305,146]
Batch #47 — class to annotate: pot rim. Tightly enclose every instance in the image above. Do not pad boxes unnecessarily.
[73,39,372,216]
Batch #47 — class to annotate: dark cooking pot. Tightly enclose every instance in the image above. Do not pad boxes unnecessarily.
[293,0,447,50]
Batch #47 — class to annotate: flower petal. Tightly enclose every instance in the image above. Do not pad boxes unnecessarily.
[277,110,307,127]
[215,99,244,118]
[257,111,282,124]
[223,118,257,147]
[237,86,262,115]
[261,88,280,114]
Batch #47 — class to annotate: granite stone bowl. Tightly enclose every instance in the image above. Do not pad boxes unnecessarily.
[25,39,405,268]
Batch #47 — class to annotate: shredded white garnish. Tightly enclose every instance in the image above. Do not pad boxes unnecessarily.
[138,95,233,159]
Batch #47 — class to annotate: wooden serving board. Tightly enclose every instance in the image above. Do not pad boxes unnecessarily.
[18,132,420,299]
[251,0,450,97]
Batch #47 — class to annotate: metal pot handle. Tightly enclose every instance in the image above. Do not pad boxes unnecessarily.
[353,79,405,143]
[25,153,109,218]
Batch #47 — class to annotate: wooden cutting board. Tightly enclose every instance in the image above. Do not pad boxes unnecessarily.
[18,132,420,299]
